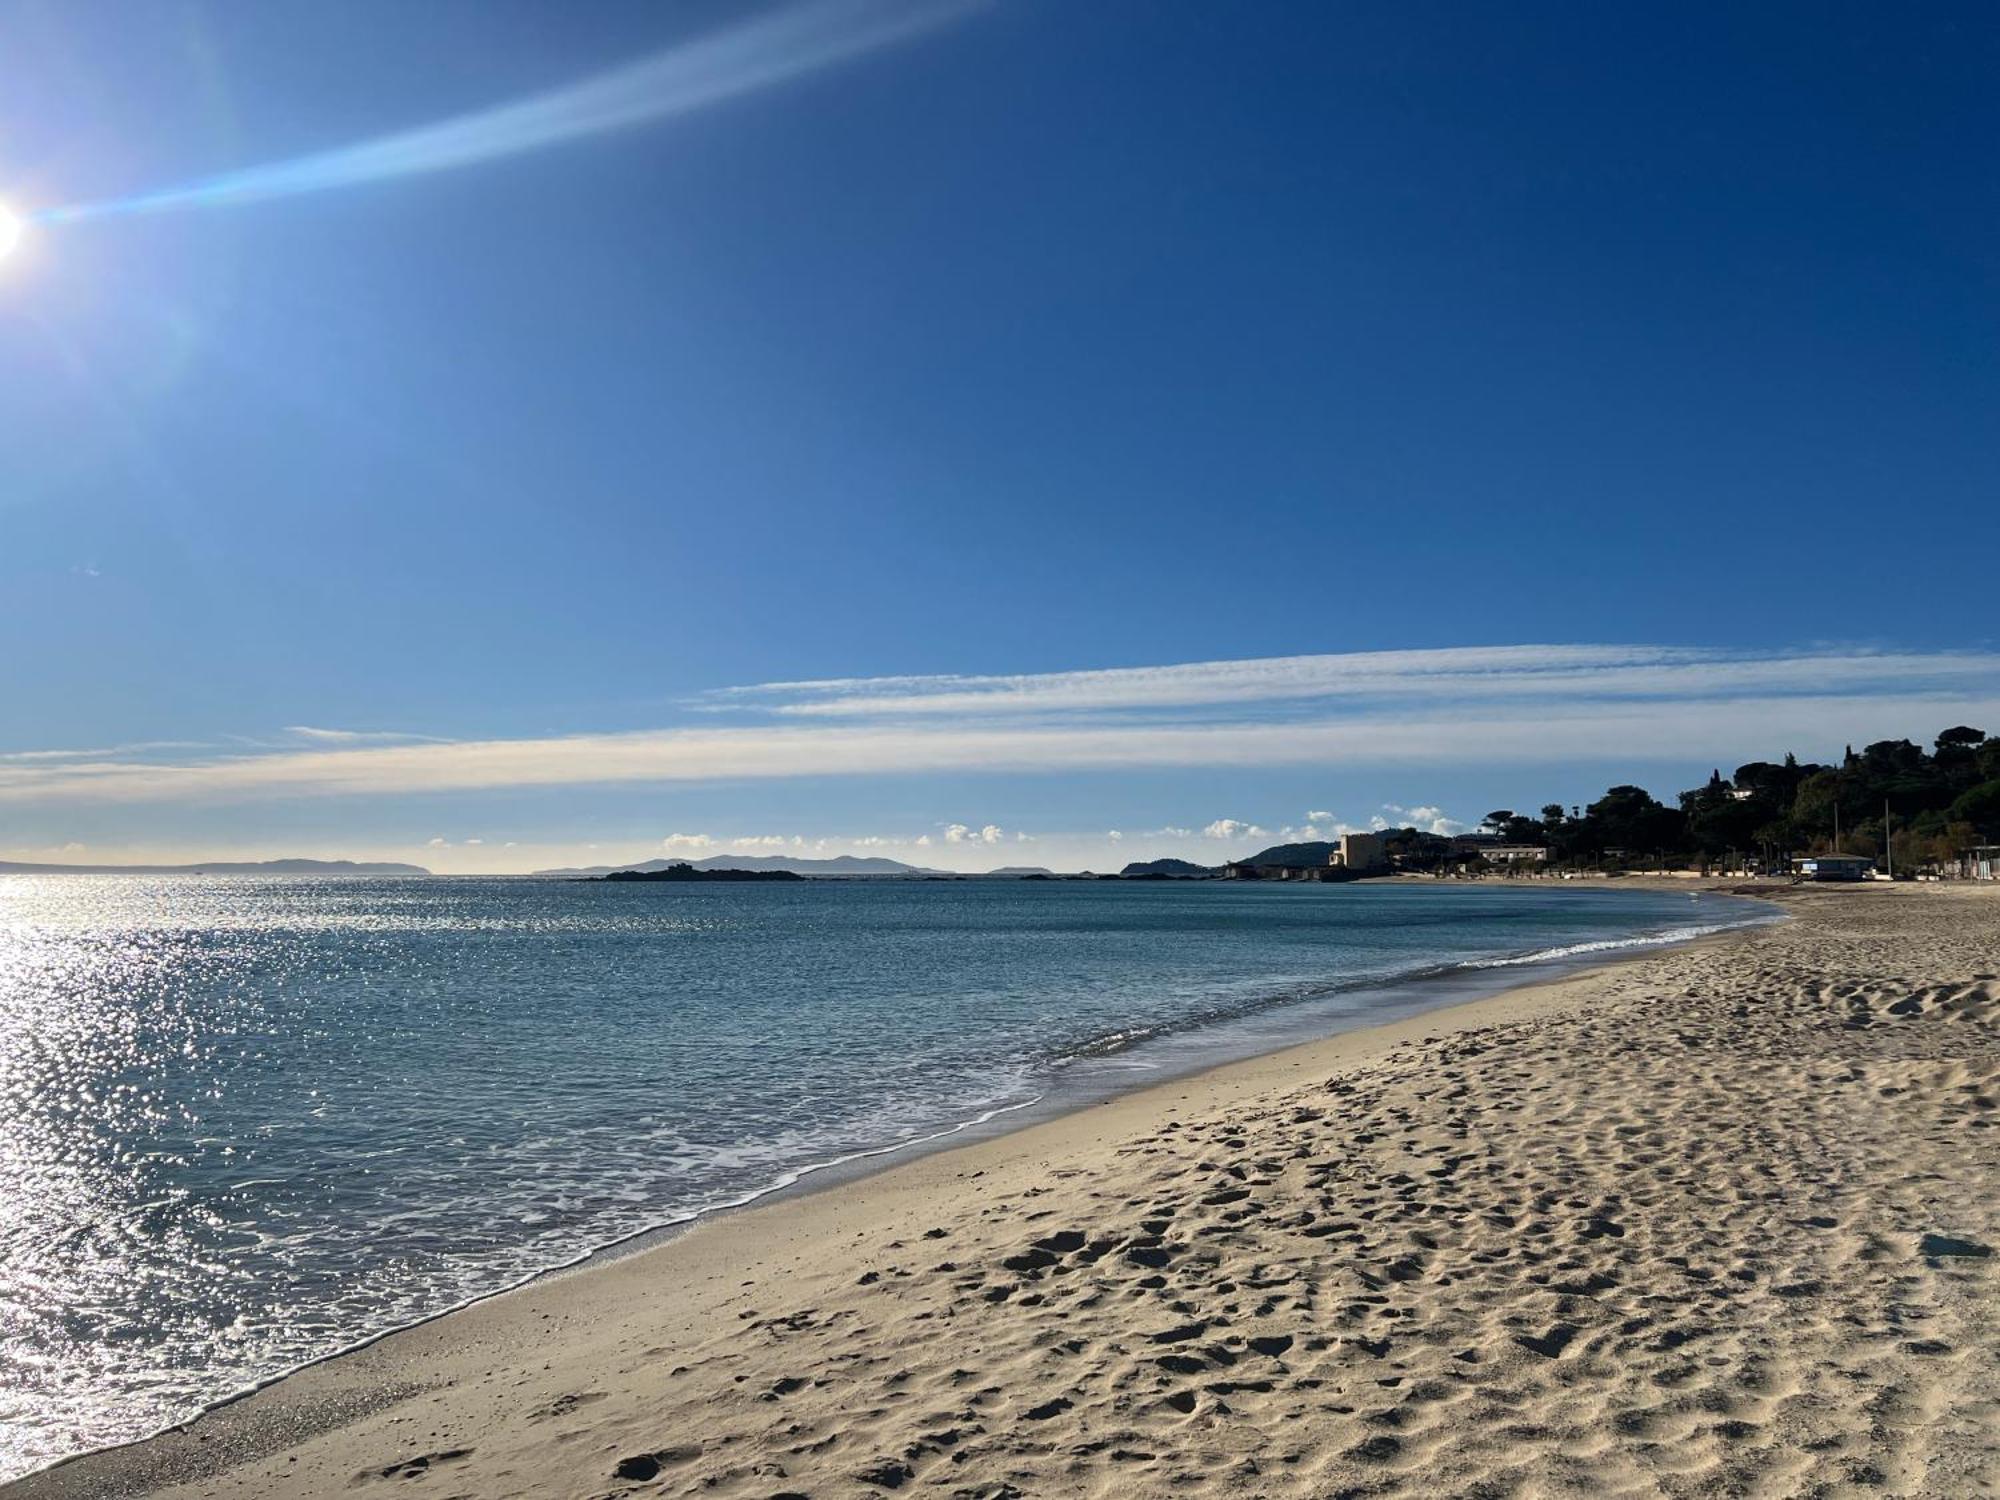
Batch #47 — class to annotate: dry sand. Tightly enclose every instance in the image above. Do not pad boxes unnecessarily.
[12,884,1999,1499]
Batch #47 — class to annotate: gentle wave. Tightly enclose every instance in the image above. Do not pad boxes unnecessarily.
[1454,917,1779,969]
[132,1089,1051,1446]
[1048,910,1778,1064]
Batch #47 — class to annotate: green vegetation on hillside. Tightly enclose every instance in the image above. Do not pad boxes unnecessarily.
[1472,726,2000,871]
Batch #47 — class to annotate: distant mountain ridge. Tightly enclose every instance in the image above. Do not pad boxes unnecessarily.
[0,858,431,876]
[532,854,951,878]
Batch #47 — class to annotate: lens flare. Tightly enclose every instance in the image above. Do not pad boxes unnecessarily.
[0,204,22,260]
[40,0,980,227]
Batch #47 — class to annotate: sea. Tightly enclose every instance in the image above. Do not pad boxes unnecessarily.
[0,874,1776,1480]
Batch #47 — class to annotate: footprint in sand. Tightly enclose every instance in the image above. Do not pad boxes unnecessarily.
[612,1444,700,1482]
[356,1447,474,1484]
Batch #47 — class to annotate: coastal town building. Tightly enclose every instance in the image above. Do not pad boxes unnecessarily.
[1328,832,1388,873]
[1441,832,1550,867]
[1960,846,2000,881]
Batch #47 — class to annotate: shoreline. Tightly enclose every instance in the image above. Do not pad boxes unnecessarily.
[1,884,1779,1487]
[656,884,1780,1244]
[5,882,1782,1497]
[19,888,2000,1496]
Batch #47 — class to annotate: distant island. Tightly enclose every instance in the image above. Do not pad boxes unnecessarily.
[591,863,803,883]
[1118,857,1217,878]
[538,854,949,878]
[0,857,432,876]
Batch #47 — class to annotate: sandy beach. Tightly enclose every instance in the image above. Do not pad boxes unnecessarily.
[12,882,1997,1499]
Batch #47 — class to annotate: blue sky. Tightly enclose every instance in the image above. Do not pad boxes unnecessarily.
[1,0,1995,873]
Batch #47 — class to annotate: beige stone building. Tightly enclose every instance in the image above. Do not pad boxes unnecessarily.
[1329,832,1388,873]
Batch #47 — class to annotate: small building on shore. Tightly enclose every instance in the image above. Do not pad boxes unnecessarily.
[1958,845,2000,881]
[1794,854,1874,882]
[1478,843,1549,865]
[1329,832,1388,873]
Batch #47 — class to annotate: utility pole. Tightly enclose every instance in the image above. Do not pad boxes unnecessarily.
[1885,797,1893,879]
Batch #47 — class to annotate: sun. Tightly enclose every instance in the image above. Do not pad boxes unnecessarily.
[0,203,22,260]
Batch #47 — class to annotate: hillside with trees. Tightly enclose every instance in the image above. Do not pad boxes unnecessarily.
[1444,726,2000,873]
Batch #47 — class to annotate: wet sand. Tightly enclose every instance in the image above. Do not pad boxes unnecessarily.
[12,883,1998,1499]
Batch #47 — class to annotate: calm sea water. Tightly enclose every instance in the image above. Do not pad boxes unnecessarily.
[0,874,1771,1479]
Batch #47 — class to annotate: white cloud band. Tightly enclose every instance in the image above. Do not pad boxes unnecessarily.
[4,644,1996,808]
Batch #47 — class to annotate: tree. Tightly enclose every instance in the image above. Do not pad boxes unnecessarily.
[1680,771,1758,861]
[1470,723,1993,874]
[1935,727,1992,792]
[1584,785,1686,864]
[1859,738,1926,775]
[1949,780,2000,840]
[1752,817,1801,866]
[1791,770,1854,849]
[1733,758,1817,812]
[1543,806,1591,864]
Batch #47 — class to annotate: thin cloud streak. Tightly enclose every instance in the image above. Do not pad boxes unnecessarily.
[38,0,979,224]
[283,726,453,746]
[0,739,212,762]
[5,690,1997,807]
[709,644,2000,718]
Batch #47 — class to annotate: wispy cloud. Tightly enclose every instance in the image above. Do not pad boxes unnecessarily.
[706,643,2000,719]
[284,726,452,746]
[3,643,1996,808]
[0,739,211,762]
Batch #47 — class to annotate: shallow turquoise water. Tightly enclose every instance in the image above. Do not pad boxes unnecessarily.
[0,875,1769,1478]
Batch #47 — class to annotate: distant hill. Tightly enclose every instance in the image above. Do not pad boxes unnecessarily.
[1237,841,1335,869]
[0,858,431,876]
[984,866,1056,877]
[533,854,949,878]
[1118,858,1216,877]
